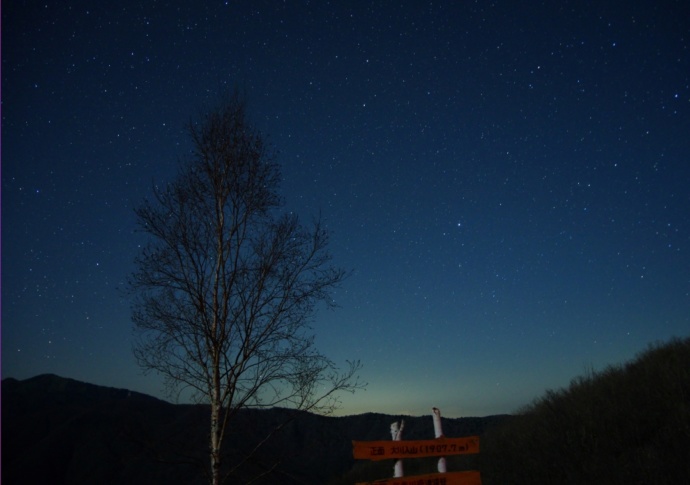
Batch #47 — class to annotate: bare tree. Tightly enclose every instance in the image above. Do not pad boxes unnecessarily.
[129,93,363,485]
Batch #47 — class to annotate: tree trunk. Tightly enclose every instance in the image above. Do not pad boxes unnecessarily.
[210,373,222,485]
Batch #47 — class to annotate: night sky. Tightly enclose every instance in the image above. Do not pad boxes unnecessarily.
[3,1,689,417]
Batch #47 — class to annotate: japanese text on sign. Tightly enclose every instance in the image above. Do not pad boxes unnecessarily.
[352,436,480,461]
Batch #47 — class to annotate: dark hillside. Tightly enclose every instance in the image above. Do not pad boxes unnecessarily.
[2,374,505,484]
[479,337,690,484]
[9,336,686,485]
[2,374,202,484]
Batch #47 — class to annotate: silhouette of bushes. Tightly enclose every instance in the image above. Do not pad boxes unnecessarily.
[480,337,690,484]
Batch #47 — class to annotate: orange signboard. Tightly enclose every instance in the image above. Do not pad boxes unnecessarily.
[355,470,482,485]
[352,436,480,461]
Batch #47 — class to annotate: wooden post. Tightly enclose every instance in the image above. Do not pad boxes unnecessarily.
[352,412,482,485]
[432,407,447,473]
[390,420,405,477]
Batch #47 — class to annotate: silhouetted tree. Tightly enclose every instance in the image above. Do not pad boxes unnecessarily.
[129,92,363,485]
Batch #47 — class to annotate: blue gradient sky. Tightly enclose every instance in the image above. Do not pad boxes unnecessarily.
[3,1,689,417]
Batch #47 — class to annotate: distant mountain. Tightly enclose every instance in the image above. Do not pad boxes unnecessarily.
[2,374,508,484]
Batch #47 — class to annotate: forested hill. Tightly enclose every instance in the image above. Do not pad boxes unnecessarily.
[6,338,688,484]
[2,374,506,484]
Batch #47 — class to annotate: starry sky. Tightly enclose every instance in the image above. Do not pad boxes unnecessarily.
[3,1,689,417]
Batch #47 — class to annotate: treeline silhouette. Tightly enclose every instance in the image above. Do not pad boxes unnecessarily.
[4,337,688,483]
[1,374,503,484]
[479,336,690,484]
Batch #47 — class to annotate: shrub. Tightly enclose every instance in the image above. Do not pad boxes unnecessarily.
[480,337,690,484]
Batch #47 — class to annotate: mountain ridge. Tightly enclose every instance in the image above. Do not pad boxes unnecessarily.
[2,374,507,484]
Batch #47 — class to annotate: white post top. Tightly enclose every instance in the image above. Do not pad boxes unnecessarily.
[432,407,444,438]
[390,420,405,441]
[432,407,447,473]
[390,420,405,477]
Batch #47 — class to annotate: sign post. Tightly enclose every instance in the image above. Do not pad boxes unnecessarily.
[432,407,447,473]
[352,435,480,461]
[390,420,404,478]
[352,408,482,485]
